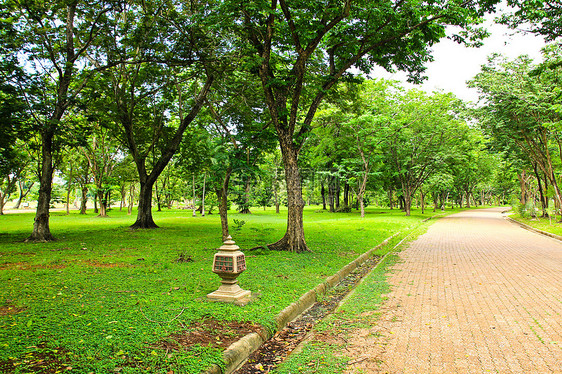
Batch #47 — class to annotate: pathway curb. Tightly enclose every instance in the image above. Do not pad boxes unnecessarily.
[505,216,562,242]
[202,232,401,374]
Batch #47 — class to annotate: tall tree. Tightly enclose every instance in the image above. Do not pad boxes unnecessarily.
[227,0,500,252]
[4,0,115,241]
[96,0,221,228]
[470,51,562,216]
[381,89,465,216]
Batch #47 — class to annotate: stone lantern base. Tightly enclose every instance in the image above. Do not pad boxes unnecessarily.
[207,283,251,305]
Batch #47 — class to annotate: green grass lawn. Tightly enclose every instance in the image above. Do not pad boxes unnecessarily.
[0,205,454,373]
[508,213,562,236]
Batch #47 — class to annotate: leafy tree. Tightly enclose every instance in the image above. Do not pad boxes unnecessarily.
[226,0,499,252]
[94,0,222,229]
[502,0,562,41]
[201,70,276,239]
[469,51,562,216]
[4,0,118,241]
[80,122,122,217]
[381,89,466,216]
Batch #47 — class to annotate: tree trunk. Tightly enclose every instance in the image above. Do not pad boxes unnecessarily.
[420,190,425,214]
[328,175,335,212]
[155,180,162,212]
[335,178,340,209]
[13,180,33,209]
[343,182,350,208]
[1,176,17,214]
[267,145,309,253]
[518,171,528,205]
[358,192,365,218]
[240,177,252,214]
[321,181,326,210]
[131,180,157,229]
[402,185,412,216]
[13,189,22,209]
[128,184,135,215]
[66,188,71,215]
[217,168,232,241]
[192,174,197,217]
[119,184,126,211]
[534,164,548,217]
[27,131,55,242]
[97,190,108,217]
[0,194,5,215]
[201,172,206,217]
[274,166,280,213]
[80,187,88,214]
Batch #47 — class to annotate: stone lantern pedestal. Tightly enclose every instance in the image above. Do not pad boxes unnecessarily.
[207,236,251,304]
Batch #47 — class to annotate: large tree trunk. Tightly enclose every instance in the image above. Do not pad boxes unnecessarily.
[27,131,55,242]
[131,180,157,229]
[268,145,308,253]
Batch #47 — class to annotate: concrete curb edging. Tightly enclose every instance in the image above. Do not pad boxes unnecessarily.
[506,216,562,242]
[203,232,402,374]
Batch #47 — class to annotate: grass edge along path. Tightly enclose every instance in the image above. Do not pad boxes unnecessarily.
[271,220,435,374]
[506,213,562,241]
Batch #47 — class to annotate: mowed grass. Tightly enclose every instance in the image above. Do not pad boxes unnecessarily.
[508,213,562,236]
[0,205,444,373]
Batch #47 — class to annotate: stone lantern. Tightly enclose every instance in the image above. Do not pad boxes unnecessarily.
[207,235,251,304]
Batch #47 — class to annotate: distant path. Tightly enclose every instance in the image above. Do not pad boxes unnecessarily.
[346,208,562,373]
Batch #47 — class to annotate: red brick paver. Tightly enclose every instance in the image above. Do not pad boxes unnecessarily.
[346,208,562,373]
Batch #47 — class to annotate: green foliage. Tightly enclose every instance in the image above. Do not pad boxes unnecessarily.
[517,200,538,219]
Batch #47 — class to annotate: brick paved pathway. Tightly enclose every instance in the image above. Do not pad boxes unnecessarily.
[345,208,562,373]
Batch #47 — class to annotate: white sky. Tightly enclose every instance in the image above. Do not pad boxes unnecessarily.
[373,15,548,103]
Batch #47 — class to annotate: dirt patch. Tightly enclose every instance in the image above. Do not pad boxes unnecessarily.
[0,343,70,374]
[152,318,266,353]
[0,302,26,316]
[83,260,130,268]
[0,262,66,271]
[235,255,382,373]
[0,252,35,257]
